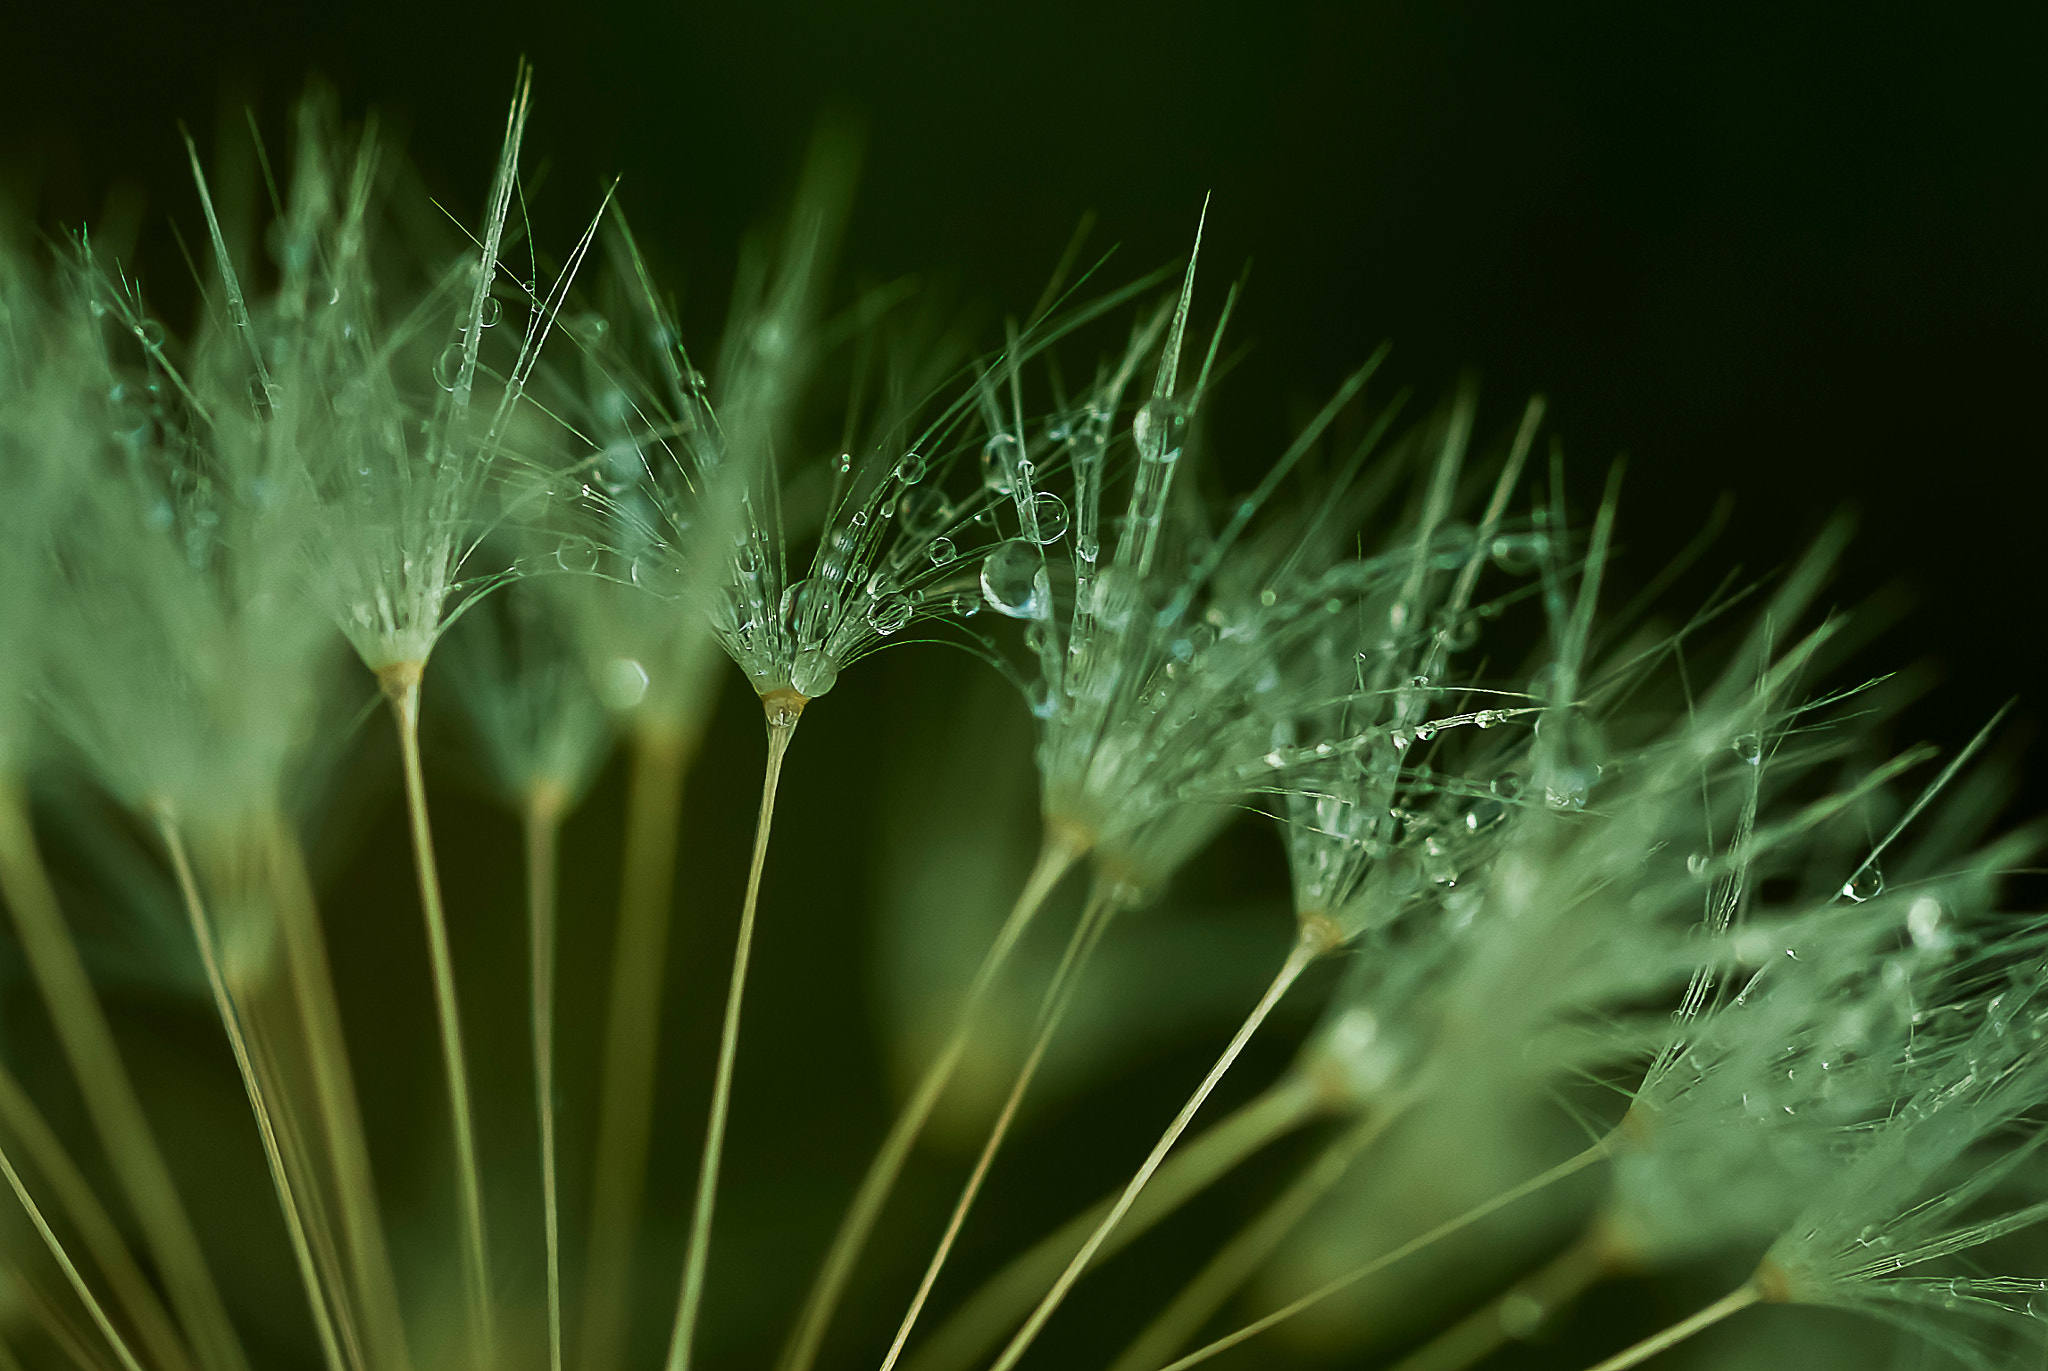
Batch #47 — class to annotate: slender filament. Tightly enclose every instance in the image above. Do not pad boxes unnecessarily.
[987,932,1323,1371]
[580,724,691,1371]
[880,888,1117,1371]
[382,666,494,1360]
[1387,1227,1611,1371]
[1110,1109,1396,1371]
[665,707,798,1371]
[779,827,1086,1371]
[903,1077,1323,1371]
[0,1135,148,1371]
[527,788,567,1371]
[159,811,350,1371]
[1154,1138,1614,1371]
[1577,1283,1758,1371]
[0,781,250,1371]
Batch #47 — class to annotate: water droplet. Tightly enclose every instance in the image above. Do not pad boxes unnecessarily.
[1732,733,1763,764]
[1489,533,1546,574]
[780,577,832,642]
[555,537,600,573]
[1474,709,1501,729]
[1907,896,1950,952]
[1028,491,1070,544]
[433,343,466,391]
[1534,707,1603,810]
[134,318,167,349]
[980,541,1047,619]
[928,537,958,566]
[1842,865,1883,903]
[1687,852,1710,877]
[896,452,927,484]
[980,435,1020,494]
[476,296,502,329]
[866,569,900,598]
[1133,397,1188,463]
[790,646,839,698]
[599,657,650,709]
[1390,728,1412,751]
[1491,771,1524,800]
[899,487,954,538]
[867,592,914,635]
[1435,612,1480,653]
[1464,799,1505,831]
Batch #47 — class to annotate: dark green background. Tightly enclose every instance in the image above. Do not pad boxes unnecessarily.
[2,3,2043,1369]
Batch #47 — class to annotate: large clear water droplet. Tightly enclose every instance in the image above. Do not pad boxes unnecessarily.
[600,657,650,710]
[790,646,839,698]
[895,452,927,484]
[928,537,958,566]
[433,343,466,392]
[780,577,832,644]
[1028,491,1070,544]
[899,487,954,538]
[1842,864,1883,903]
[1133,397,1187,463]
[1534,707,1603,811]
[980,541,1047,619]
[1490,533,1546,574]
[980,435,1020,494]
[867,592,913,635]
[555,536,600,573]
[1732,733,1763,765]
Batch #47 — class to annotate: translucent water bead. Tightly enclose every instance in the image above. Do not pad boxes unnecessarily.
[980,541,1048,619]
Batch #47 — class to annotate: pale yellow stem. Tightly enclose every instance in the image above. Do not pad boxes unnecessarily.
[158,811,350,1371]
[988,931,1326,1371]
[0,782,250,1371]
[666,704,800,1371]
[1110,1109,1396,1371]
[526,788,567,1371]
[903,1078,1322,1371]
[579,724,691,1371]
[1577,1283,1758,1371]
[880,889,1118,1371]
[381,664,493,1361]
[1387,1227,1612,1371]
[0,1142,146,1371]
[0,1063,192,1371]
[260,817,410,1371]
[1154,1138,1614,1371]
[778,822,1089,1371]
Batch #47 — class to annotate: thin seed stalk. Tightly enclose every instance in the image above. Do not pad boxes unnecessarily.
[0,1061,193,1371]
[902,1076,1323,1371]
[1388,1227,1612,1371]
[158,811,350,1371]
[0,780,251,1371]
[1155,1139,1615,1371]
[988,929,1329,1371]
[1577,1282,1759,1371]
[1110,1109,1396,1371]
[527,786,568,1371]
[260,813,411,1371]
[666,701,800,1371]
[380,662,493,1360]
[779,821,1089,1371]
[0,1134,149,1371]
[880,889,1118,1371]
[579,722,692,1371]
